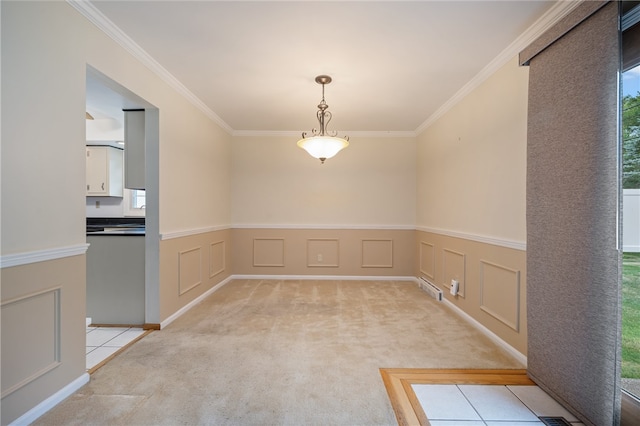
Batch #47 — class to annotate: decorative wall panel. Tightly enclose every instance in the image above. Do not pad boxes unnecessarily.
[480,260,520,331]
[178,247,202,295]
[419,241,435,279]
[307,239,339,267]
[253,238,285,267]
[209,241,225,278]
[361,239,393,268]
[1,287,61,398]
[232,228,414,276]
[443,248,466,297]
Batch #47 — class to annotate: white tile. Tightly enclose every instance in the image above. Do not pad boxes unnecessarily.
[103,328,145,347]
[458,385,539,422]
[86,346,98,354]
[485,422,544,426]
[412,384,481,421]
[85,327,129,346]
[508,385,579,422]
[86,346,121,369]
[429,421,485,426]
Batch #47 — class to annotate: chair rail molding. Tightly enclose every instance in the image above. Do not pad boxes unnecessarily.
[0,244,90,269]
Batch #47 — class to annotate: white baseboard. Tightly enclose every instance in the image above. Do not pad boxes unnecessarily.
[9,372,90,426]
[231,274,416,281]
[409,277,527,366]
[441,297,528,366]
[160,276,234,329]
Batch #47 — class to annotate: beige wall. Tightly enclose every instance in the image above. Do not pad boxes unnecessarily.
[158,109,232,233]
[159,229,232,322]
[233,228,415,277]
[416,57,528,244]
[232,135,416,226]
[415,57,529,355]
[1,2,232,423]
[1,256,87,425]
[2,2,87,255]
[82,19,233,233]
[231,134,417,280]
[2,2,530,423]
[417,231,527,354]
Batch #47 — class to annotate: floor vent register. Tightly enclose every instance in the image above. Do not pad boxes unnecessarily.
[539,417,573,426]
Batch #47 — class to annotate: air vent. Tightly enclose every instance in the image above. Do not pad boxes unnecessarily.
[418,277,442,301]
[539,417,572,426]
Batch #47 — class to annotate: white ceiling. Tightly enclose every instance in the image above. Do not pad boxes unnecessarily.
[85,0,560,134]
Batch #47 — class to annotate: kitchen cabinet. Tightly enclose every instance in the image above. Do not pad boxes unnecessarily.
[124,110,145,190]
[86,145,123,197]
[87,234,145,324]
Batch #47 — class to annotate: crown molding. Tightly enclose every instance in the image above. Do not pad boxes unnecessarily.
[67,0,234,135]
[415,0,582,135]
[70,0,580,138]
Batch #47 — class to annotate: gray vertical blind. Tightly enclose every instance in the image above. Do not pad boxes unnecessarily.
[623,15,640,71]
[522,2,621,425]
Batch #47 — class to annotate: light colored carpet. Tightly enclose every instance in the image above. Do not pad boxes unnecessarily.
[34,279,524,425]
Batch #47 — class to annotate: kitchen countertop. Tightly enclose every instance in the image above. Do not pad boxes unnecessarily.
[87,227,145,236]
[87,217,145,236]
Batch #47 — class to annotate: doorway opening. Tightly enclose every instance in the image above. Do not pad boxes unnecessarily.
[84,66,160,371]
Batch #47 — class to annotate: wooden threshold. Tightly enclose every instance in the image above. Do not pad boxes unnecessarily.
[88,323,160,330]
[88,329,153,375]
[379,368,534,426]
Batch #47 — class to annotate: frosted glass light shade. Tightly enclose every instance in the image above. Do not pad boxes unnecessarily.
[297,136,349,163]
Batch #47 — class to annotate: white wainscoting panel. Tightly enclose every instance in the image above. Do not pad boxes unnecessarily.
[419,241,436,280]
[1,287,61,398]
[307,239,339,267]
[253,238,285,267]
[480,260,521,331]
[209,241,225,278]
[443,248,466,297]
[361,239,393,268]
[178,247,202,296]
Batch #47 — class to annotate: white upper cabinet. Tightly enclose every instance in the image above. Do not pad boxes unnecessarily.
[124,110,145,190]
[86,145,123,197]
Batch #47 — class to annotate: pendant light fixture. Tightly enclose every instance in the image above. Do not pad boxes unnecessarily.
[297,75,349,164]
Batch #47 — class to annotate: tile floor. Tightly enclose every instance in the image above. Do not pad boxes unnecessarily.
[86,325,147,371]
[413,384,584,425]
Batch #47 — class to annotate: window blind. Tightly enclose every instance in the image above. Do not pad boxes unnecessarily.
[521,2,621,425]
